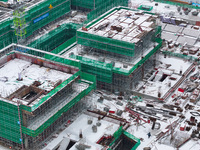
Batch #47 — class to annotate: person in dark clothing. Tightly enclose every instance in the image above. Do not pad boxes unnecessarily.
[147,132,151,138]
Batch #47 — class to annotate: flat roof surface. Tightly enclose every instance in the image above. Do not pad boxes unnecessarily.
[43,113,119,150]
[80,8,155,44]
[0,58,72,103]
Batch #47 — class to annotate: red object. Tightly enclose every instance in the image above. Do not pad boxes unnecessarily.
[96,136,105,144]
[148,120,150,123]
[172,94,176,98]
[196,21,200,26]
[178,88,184,93]
[82,27,88,31]
[180,127,184,131]
[67,120,71,124]
[180,125,186,131]
[109,110,115,114]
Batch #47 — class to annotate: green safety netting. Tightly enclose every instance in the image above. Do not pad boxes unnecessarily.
[70,54,113,83]
[21,71,96,137]
[162,50,198,61]
[0,100,22,144]
[0,19,16,50]
[108,126,140,150]
[28,23,77,52]
[71,0,104,10]
[25,0,71,37]
[137,5,153,11]
[77,31,135,57]
[51,36,77,54]
[1,52,96,141]
[86,0,128,22]
[0,0,71,50]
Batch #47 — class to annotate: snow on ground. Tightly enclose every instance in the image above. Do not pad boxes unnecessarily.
[131,0,200,22]
[43,113,119,150]
[137,54,192,98]
[0,145,9,150]
[0,58,72,99]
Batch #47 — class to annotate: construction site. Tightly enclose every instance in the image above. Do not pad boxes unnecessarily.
[0,0,200,150]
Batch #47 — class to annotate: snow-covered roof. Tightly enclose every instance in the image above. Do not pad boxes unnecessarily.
[80,8,155,44]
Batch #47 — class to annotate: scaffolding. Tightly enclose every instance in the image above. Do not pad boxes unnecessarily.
[28,23,77,52]
[71,0,128,11]
[86,0,128,22]
[13,6,27,44]
[71,6,163,91]
[25,0,71,37]
[0,44,96,149]
[0,19,16,50]
[0,0,71,51]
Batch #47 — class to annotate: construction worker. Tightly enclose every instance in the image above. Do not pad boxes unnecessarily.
[147,132,151,138]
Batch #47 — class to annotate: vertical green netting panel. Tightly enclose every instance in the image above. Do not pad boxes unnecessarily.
[70,54,113,83]
[25,0,71,37]
[71,0,128,11]
[0,19,16,50]
[0,0,71,51]
[77,31,135,56]
[28,23,76,52]
[108,127,140,150]
[0,100,22,144]
[86,0,128,22]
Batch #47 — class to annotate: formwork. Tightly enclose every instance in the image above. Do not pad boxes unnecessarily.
[28,23,77,52]
[0,44,96,149]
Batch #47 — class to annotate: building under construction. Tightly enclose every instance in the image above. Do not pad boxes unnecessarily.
[0,44,96,149]
[1,0,200,150]
[67,7,162,91]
